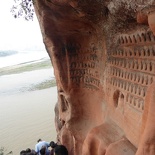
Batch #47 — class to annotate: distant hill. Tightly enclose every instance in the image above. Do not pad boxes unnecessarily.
[0,50,18,57]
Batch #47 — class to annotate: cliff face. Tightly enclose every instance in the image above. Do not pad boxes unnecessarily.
[34,1,155,154]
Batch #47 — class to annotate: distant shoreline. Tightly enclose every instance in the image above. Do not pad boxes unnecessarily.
[0,50,18,57]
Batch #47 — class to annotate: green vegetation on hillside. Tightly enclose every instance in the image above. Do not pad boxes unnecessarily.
[0,59,57,90]
[0,59,52,76]
[29,79,56,91]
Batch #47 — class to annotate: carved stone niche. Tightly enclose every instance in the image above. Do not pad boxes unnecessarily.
[34,0,155,155]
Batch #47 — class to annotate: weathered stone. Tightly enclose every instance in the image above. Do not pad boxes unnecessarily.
[34,0,155,154]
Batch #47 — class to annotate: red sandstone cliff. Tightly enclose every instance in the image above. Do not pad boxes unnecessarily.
[34,0,155,154]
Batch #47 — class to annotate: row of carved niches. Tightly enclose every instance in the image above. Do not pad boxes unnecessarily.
[110,67,153,86]
[110,77,147,96]
[112,88,144,112]
[106,78,145,112]
[109,78,147,110]
[111,46,155,58]
[126,93,144,111]
[106,30,155,112]
[69,45,101,90]
[117,31,155,45]
[109,57,155,73]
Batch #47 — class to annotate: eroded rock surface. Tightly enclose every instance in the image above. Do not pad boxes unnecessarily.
[34,0,155,154]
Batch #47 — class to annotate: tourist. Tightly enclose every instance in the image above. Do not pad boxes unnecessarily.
[20,148,37,155]
[35,139,50,155]
[26,148,31,153]
[40,146,46,155]
[49,141,58,155]
[31,149,37,154]
[27,153,37,155]
[54,145,68,155]
[20,150,27,155]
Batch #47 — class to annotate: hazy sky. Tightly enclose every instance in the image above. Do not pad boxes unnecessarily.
[0,0,45,51]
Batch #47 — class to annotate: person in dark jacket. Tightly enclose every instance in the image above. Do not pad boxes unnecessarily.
[54,145,68,155]
[50,141,58,155]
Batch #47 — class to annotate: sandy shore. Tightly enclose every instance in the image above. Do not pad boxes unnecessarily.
[0,87,57,154]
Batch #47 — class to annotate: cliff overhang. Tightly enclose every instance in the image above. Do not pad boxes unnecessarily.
[34,1,155,154]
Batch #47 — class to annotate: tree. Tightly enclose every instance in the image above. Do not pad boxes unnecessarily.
[10,0,34,20]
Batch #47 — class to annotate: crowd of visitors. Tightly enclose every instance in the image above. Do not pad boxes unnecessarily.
[20,139,68,155]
